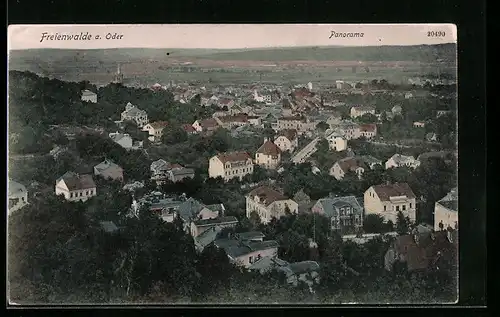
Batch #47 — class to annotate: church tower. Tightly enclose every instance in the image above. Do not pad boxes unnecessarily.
[113,63,124,84]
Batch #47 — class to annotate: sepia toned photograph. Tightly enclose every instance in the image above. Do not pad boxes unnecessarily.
[7,24,458,305]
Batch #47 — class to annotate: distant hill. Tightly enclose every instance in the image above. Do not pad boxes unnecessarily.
[8,44,457,67]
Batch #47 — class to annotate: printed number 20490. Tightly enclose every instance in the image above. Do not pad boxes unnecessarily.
[428,31,446,37]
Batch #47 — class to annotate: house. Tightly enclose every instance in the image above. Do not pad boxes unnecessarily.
[208,151,253,181]
[276,116,315,134]
[109,131,133,149]
[181,124,196,135]
[274,129,299,152]
[247,115,262,126]
[434,188,458,231]
[385,154,420,169]
[192,118,220,134]
[359,155,383,169]
[177,197,225,231]
[253,90,273,104]
[255,138,282,169]
[168,167,195,183]
[142,121,169,142]
[404,92,414,99]
[214,234,279,268]
[311,195,364,233]
[335,121,361,140]
[413,121,426,128]
[277,261,321,287]
[121,102,149,128]
[55,172,97,202]
[426,133,438,142]
[436,110,452,118]
[350,105,376,118]
[8,180,28,214]
[217,97,236,109]
[190,216,239,238]
[81,89,97,103]
[248,256,290,274]
[293,189,315,214]
[391,105,403,116]
[325,131,348,152]
[329,157,367,180]
[384,229,458,272]
[326,113,342,127]
[359,124,377,139]
[214,114,248,129]
[93,159,124,182]
[150,159,194,185]
[99,221,119,233]
[364,183,417,223]
[130,192,185,222]
[246,186,298,224]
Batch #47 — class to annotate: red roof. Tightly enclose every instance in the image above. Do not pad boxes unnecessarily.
[148,121,169,130]
[277,129,298,141]
[181,124,196,133]
[256,140,282,156]
[336,157,367,173]
[217,151,251,163]
[199,118,219,129]
[372,183,416,201]
[248,186,288,206]
[359,124,377,133]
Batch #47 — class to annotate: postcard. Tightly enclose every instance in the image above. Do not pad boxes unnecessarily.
[7,24,458,305]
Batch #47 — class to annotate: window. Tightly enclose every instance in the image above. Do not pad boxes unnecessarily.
[396,205,400,211]
[80,192,83,197]
[384,205,386,211]
[249,256,253,263]
[86,191,89,196]
[70,193,73,198]
[410,203,412,208]
[403,205,406,211]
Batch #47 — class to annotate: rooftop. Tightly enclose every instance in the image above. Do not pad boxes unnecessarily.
[194,216,238,227]
[216,151,252,163]
[56,172,96,191]
[8,180,26,196]
[372,183,416,201]
[247,186,288,206]
[256,140,282,156]
[277,129,298,141]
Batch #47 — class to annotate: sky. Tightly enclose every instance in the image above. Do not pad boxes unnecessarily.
[8,24,457,50]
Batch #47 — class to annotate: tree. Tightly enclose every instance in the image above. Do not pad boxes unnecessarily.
[316,121,329,131]
[359,113,378,124]
[396,211,410,235]
[161,125,188,145]
[363,214,386,234]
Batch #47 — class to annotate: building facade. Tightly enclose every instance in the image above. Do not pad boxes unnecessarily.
[121,102,149,128]
[246,186,298,224]
[434,188,458,231]
[255,138,282,169]
[364,183,417,223]
[208,151,254,181]
[55,172,97,202]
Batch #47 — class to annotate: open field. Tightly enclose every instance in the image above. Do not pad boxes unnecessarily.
[8,44,456,86]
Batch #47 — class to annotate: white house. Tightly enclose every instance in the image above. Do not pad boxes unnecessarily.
[325,131,348,152]
[385,154,421,169]
[81,89,97,103]
[359,124,377,139]
[246,186,298,224]
[208,151,254,181]
[364,183,417,223]
[350,105,376,118]
[109,132,135,150]
[274,129,299,152]
[329,157,367,180]
[55,172,97,202]
[8,180,28,214]
[142,121,169,142]
[434,188,458,231]
[255,138,282,169]
[253,90,272,104]
[413,121,426,128]
[121,102,149,128]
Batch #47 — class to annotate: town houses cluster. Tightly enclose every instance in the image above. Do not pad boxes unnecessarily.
[8,77,457,288]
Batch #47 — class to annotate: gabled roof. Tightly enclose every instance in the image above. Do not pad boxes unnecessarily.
[56,172,96,191]
[148,121,169,130]
[359,124,377,133]
[216,151,252,163]
[335,157,367,173]
[94,159,123,172]
[247,186,289,206]
[198,118,219,129]
[277,129,298,141]
[371,183,416,201]
[256,140,282,156]
[315,195,364,218]
[193,216,238,227]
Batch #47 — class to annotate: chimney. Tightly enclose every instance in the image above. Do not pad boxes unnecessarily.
[264,137,269,143]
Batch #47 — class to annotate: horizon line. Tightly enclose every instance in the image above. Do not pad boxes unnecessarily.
[9,42,457,51]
